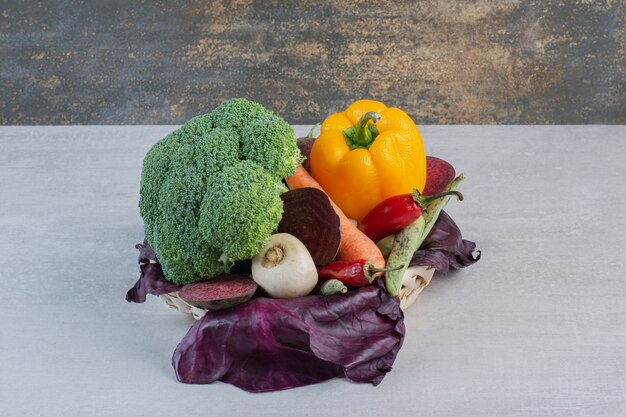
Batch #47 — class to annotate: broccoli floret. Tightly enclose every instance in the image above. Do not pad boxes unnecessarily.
[145,129,239,283]
[178,114,213,139]
[139,123,233,243]
[207,98,273,136]
[139,98,300,285]
[170,128,240,183]
[198,161,284,263]
[139,130,185,243]
[241,114,303,179]
[152,169,228,284]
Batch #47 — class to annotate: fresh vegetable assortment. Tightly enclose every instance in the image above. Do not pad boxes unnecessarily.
[126,98,480,392]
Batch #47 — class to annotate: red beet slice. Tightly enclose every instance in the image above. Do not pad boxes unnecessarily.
[297,137,315,173]
[178,275,257,310]
[278,188,341,266]
[423,156,456,196]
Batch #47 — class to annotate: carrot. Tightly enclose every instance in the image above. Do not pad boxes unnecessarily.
[285,167,385,270]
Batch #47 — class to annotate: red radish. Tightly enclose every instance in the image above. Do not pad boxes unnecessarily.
[423,156,456,196]
[178,275,257,310]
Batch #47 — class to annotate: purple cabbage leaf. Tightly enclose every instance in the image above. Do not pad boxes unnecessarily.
[172,279,404,392]
[125,241,182,303]
[411,210,481,273]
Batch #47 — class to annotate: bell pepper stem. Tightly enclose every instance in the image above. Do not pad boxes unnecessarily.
[343,112,382,149]
[353,112,381,147]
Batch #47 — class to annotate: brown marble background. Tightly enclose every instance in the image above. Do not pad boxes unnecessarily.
[1,0,625,124]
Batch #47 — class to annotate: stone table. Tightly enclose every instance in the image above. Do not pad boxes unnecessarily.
[1,126,625,417]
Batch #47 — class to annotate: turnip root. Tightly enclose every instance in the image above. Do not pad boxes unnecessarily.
[252,233,317,298]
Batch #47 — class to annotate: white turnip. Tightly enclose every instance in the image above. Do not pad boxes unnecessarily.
[252,233,317,298]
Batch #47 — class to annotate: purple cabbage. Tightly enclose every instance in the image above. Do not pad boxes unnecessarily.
[172,279,404,392]
[125,241,181,303]
[411,210,481,272]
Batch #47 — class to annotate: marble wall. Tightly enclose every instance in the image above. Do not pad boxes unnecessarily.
[2,0,624,124]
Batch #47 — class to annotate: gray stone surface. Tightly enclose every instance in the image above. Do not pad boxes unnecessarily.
[1,1,625,125]
[1,125,626,416]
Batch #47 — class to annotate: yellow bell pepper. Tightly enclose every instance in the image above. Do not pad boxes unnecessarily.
[310,100,426,222]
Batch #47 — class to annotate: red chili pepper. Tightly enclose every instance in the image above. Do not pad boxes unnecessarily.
[317,259,403,287]
[358,189,463,243]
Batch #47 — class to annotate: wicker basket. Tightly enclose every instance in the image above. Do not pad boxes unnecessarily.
[160,265,435,320]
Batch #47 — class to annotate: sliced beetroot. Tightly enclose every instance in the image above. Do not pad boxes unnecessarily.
[278,188,341,266]
[297,137,315,173]
[423,156,456,196]
[178,275,257,310]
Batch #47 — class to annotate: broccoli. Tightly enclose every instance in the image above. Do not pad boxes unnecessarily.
[139,98,300,285]
[241,114,303,179]
[152,168,229,283]
[178,114,212,139]
[170,127,241,183]
[139,130,184,243]
[199,161,285,263]
[207,98,273,137]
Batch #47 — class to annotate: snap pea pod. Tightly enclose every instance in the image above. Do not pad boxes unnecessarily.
[385,216,426,297]
[419,174,465,242]
[385,175,465,297]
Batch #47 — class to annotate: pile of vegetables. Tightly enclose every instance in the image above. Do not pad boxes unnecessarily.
[127,98,480,392]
